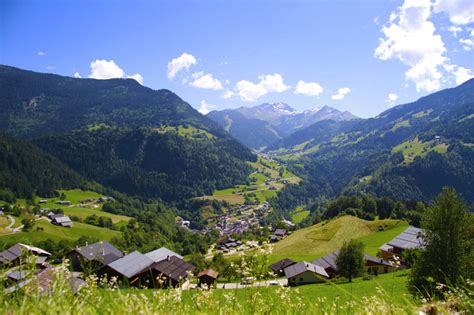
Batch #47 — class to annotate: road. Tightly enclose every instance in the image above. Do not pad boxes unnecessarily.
[216,278,287,289]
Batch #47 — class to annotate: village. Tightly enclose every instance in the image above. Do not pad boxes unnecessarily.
[0,225,424,293]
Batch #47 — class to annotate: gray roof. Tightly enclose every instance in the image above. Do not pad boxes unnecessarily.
[53,215,72,224]
[312,251,339,271]
[145,247,183,263]
[74,241,123,263]
[382,226,424,250]
[107,251,154,278]
[0,243,51,265]
[275,229,287,236]
[284,261,329,279]
[270,258,296,272]
[8,270,30,281]
[364,254,392,267]
[152,256,195,282]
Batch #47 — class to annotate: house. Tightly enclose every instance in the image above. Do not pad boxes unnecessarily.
[67,241,124,272]
[39,200,48,204]
[0,243,51,267]
[50,214,73,228]
[151,255,195,288]
[56,200,72,205]
[145,247,183,263]
[312,251,393,278]
[197,269,219,288]
[270,258,296,276]
[105,251,155,287]
[269,235,279,243]
[274,229,287,238]
[284,261,329,286]
[379,226,424,262]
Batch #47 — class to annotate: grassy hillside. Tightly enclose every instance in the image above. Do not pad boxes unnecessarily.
[270,215,409,263]
[0,218,120,244]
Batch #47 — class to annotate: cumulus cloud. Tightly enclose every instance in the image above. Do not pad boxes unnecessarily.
[331,87,351,100]
[73,72,81,78]
[190,72,223,90]
[433,0,474,25]
[198,100,214,115]
[451,66,473,84]
[385,93,399,105]
[448,25,462,37]
[89,59,125,79]
[88,59,144,84]
[375,0,447,92]
[294,80,324,96]
[37,51,46,56]
[222,89,235,99]
[46,66,56,70]
[460,33,474,50]
[127,73,144,85]
[167,53,197,79]
[235,73,289,102]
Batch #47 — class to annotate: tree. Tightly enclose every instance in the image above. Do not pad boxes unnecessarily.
[408,187,473,298]
[336,239,365,282]
[21,218,36,232]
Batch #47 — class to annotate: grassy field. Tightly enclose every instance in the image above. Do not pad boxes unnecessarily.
[392,137,449,163]
[270,215,409,263]
[154,125,215,140]
[0,218,121,245]
[0,216,10,234]
[291,206,310,224]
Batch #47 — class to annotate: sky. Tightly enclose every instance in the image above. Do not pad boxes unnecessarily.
[1,0,473,118]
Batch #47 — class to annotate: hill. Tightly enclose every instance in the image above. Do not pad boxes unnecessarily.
[0,65,256,202]
[270,215,409,263]
[208,103,357,149]
[269,79,474,203]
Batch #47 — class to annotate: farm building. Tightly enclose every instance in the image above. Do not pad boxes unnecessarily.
[151,255,195,288]
[270,258,296,276]
[0,243,51,267]
[197,269,219,288]
[50,214,73,227]
[105,251,155,287]
[312,251,393,278]
[67,241,124,272]
[379,226,424,262]
[284,261,329,286]
[145,247,183,263]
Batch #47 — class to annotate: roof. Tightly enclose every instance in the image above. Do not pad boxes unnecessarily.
[152,256,195,282]
[73,241,123,263]
[275,229,287,236]
[381,226,424,251]
[145,247,183,263]
[270,258,296,272]
[312,251,339,271]
[0,243,51,264]
[52,216,72,224]
[284,261,329,279]
[8,270,30,281]
[107,251,154,279]
[197,269,219,279]
[364,254,392,267]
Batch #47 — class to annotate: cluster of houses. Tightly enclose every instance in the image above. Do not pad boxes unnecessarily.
[200,202,271,236]
[271,226,424,286]
[269,228,288,243]
[217,238,260,253]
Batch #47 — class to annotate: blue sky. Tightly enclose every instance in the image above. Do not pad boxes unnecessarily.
[1,0,473,118]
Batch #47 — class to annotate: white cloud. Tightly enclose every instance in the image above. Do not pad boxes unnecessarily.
[127,73,144,85]
[451,66,473,84]
[235,73,289,102]
[375,0,447,92]
[73,72,81,78]
[198,100,214,115]
[190,72,223,90]
[331,87,351,100]
[294,80,324,96]
[433,0,474,25]
[46,65,56,70]
[89,59,125,79]
[37,51,46,56]
[448,25,462,37]
[385,93,399,105]
[167,53,197,80]
[222,89,235,99]
[460,37,474,50]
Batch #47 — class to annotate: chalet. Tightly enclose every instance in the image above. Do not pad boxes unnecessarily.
[270,258,296,276]
[269,235,279,243]
[39,200,48,204]
[145,247,183,263]
[50,214,73,228]
[197,269,219,288]
[0,243,51,267]
[151,255,195,288]
[274,229,287,238]
[284,261,329,286]
[312,251,393,278]
[379,226,424,262]
[105,251,155,287]
[67,241,124,272]
[56,200,72,205]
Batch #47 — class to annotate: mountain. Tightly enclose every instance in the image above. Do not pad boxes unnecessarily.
[0,65,256,202]
[208,103,358,149]
[271,79,474,205]
[0,134,90,201]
